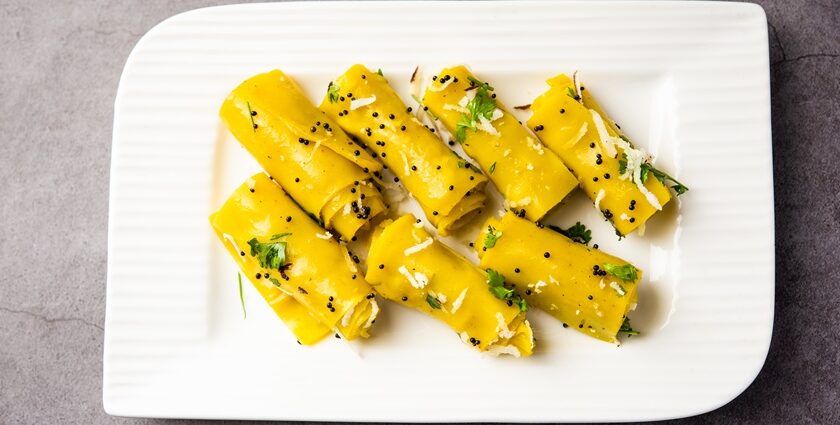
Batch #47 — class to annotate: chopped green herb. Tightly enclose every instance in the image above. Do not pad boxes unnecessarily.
[618,152,688,196]
[485,269,528,312]
[486,268,505,288]
[246,102,257,132]
[327,81,340,103]
[549,222,592,245]
[619,317,640,336]
[270,232,292,241]
[247,235,291,271]
[618,153,628,175]
[639,163,651,183]
[376,68,384,76]
[642,163,689,195]
[603,263,638,281]
[566,86,580,101]
[426,294,442,309]
[457,159,468,168]
[269,278,283,288]
[483,225,503,249]
[455,77,497,142]
[237,273,246,319]
[466,76,494,91]
[488,162,496,174]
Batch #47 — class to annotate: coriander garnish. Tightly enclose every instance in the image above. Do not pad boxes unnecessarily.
[455,76,497,142]
[483,225,503,249]
[486,269,527,312]
[618,152,689,196]
[426,294,442,309]
[619,317,640,336]
[603,263,638,281]
[488,161,496,174]
[247,234,291,271]
[237,273,246,318]
[327,81,340,103]
[566,86,581,102]
[641,163,689,195]
[376,68,384,76]
[549,222,592,245]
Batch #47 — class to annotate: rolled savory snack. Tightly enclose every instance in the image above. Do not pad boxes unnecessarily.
[476,212,641,343]
[528,73,688,236]
[320,65,488,235]
[220,69,386,241]
[210,173,379,344]
[366,214,534,356]
[422,66,579,221]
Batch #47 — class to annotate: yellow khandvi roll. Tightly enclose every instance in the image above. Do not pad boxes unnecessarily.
[366,214,534,356]
[320,65,488,235]
[220,70,386,241]
[529,74,688,236]
[423,66,579,221]
[476,212,641,343]
[210,173,380,343]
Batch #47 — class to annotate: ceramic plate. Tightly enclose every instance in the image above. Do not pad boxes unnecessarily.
[104,1,773,421]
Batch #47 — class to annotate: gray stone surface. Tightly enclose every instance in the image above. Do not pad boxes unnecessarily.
[1,0,838,423]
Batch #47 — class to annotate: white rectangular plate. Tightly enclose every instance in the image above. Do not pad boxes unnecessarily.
[104,1,774,422]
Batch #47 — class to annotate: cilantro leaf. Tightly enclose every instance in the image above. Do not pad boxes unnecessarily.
[618,150,688,196]
[483,225,503,249]
[566,86,581,102]
[488,161,496,174]
[640,163,652,183]
[467,76,494,91]
[619,317,640,336]
[603,263,638,281]
[550,222,592,245]
[376,68,384,76]
[618,153,628,175]
[486,268,505,288]
[237,273,246,319]
[426,294,442,309]
[455,77,497,142]
[327,81,340,103]
[248,235,291,271]
[644,164,689,195]
[485,269,528,312]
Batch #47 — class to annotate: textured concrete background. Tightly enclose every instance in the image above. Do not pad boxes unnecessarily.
[1,0,838,424]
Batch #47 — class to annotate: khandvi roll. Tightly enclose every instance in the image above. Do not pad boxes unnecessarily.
[366,214,534,356]
[320,65,488,235]
[220,70,386,241]
[528,74,689,236]
[210,173,379,343]
[423,66,579,221]
[476,212,641,343]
